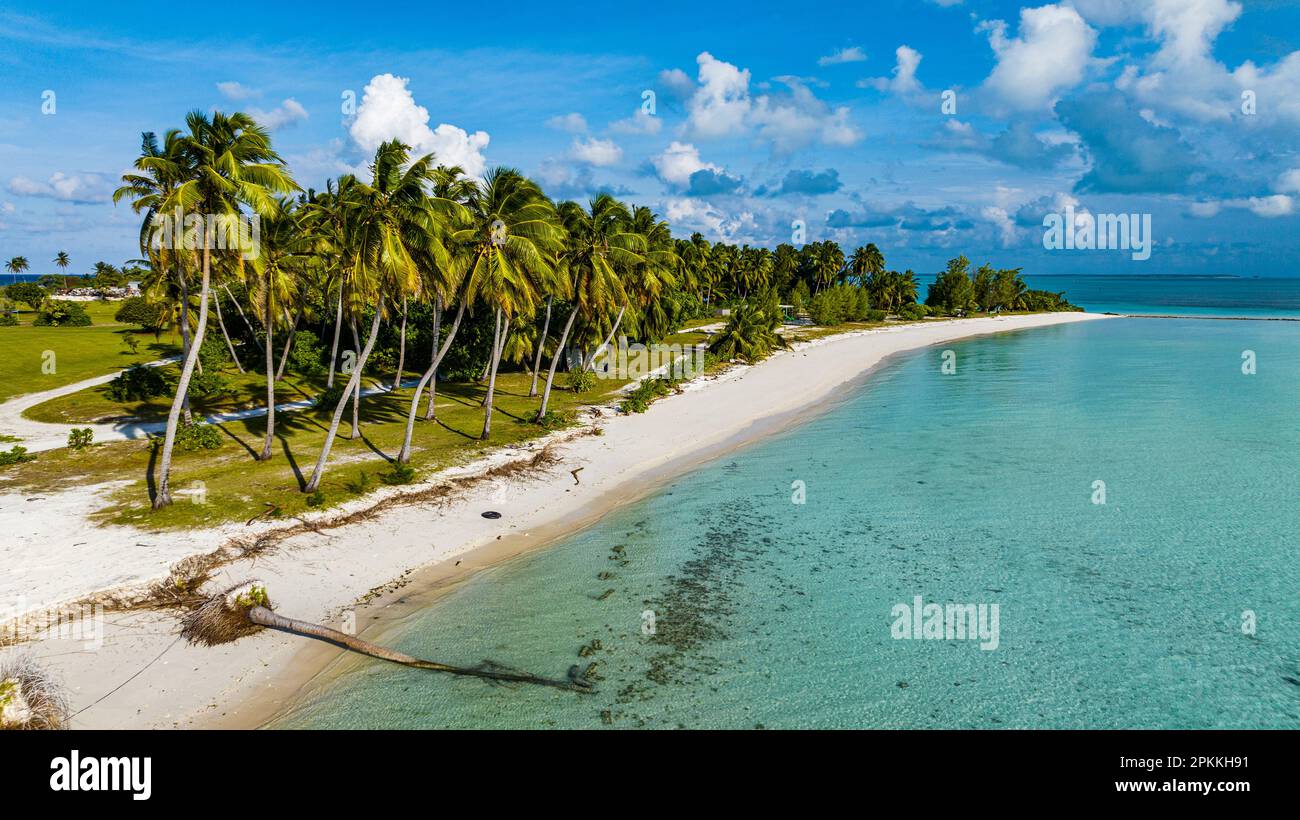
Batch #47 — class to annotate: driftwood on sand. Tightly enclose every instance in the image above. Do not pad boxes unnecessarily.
[181,581,593,693]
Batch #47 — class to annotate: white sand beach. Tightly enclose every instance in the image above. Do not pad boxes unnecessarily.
[0,312,1107,729]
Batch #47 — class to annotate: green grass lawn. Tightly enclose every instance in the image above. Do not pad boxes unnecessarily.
[1,369,627,530]
[0,301,179,403]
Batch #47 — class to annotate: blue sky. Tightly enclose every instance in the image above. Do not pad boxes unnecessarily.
[3,0,1300,276]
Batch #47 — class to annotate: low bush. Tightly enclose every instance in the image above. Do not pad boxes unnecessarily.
[151,421,222,453]
[32,299,91,327]
[566,368,597,393]
[288,329,326,375]
[898,303,929,321]
[0,446,35,467]
[67,428,93,450]
[106,364,170,402]
[189,370,232,398]
[619,378,676,414]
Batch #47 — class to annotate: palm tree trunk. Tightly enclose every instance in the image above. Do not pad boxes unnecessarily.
[349,320,362,439]
[327,285,343,389]
[178,266,192,425]
[481,315,509,407]
[535,304,578,421]
[392,295,407,390]
[244,605,584,690]
[274,303,303,382]
[423,297,442,420]
[259,275,275,461]
[153,247,212,509]
[480,308,505,439]
[478,310,500,383]
[529,296,552,397]
[305,296,385,494]
[398,297,466,463]
[211,290,244,373]
[583,305,625,373]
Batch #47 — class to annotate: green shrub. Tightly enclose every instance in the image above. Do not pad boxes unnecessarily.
[566,368,597,393]
[67,428,93,450]
[0,446,35,467]
[189,370,232,398]
[619,378,675,414]
[122,335,141,355]
[106,364,170,402]
[107,364,170,402]
[305,490,326,508]
[865,309,887,322]
[152,421,222,453]
[0,311,17,327]
[898,303,929,321]
[197,335,228,372]
[32,299,91,327]
[536,409,575,430]
[114,297,168,336]
[288,329,326,375]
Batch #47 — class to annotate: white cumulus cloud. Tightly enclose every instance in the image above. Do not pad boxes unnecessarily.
[981,4,1097,111]
[651,141,722,187]
[349,73,490,178]
[569,137,622,167]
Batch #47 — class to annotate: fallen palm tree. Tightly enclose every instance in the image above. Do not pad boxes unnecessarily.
[181,581,592,693]
[0,656,69,730]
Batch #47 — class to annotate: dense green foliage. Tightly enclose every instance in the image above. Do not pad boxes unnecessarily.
[106,364,170,402]
[32,299,92,327]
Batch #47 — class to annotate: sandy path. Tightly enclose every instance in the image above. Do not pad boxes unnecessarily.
[0,361,403,453]
[0,313,1108,728]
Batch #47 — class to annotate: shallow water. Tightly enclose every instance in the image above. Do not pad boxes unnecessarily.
[274,318,1300,728]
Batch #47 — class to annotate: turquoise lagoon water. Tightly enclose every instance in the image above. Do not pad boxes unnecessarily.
[274,317,1300,729]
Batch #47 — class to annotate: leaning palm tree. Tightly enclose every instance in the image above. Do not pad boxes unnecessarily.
[451,168,563,440]
[304,140,431,493]
[535,194,643,421]
[147,111,297,509]
[182,580,592,691]
[5,256,29,286]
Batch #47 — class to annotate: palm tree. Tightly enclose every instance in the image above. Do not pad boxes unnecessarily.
[250,199,306,460]
[304,140,432,492]
[396,169,471,464]
[848,243,884,287]
[115,130,198,422]
[536,194,643,421]
[808,241,845,294]
[451,168,563,440]
[53,251,70,278]
[617,205,678,345]
[146,110,297,509]
[5,256,29,285]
